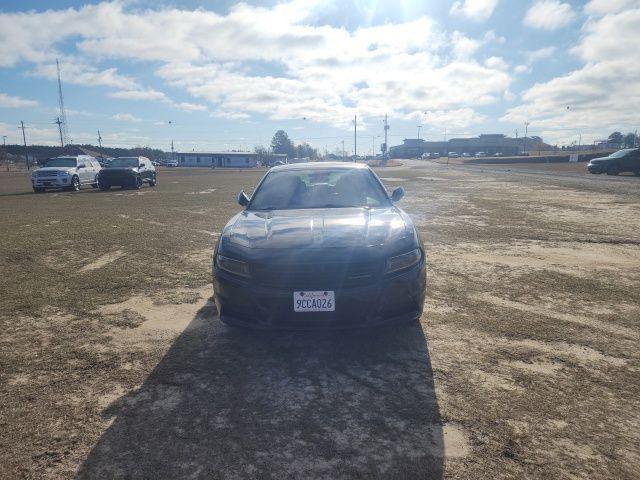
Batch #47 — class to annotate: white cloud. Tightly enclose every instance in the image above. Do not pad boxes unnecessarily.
[524,0,576,30]
[450,0,499,21]
[585,0,639,16]
[504,7,640,143]
[0,93,38,108]
[112,113,142,122]
[109,89,167,101]
[0,1,512,131]
[31,59,139,90]
[175,102,207,112]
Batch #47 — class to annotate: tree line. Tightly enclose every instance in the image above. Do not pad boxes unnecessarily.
[254,130,320,160]
[608,131,638,148]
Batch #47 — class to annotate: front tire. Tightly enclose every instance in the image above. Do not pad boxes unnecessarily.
[33,187,45,193]
[149,174,157,187]
[91,175,99,188]
[606,164,619,176]
[133,176,143,189]
[99,183,111,191]
[69,175,81,191]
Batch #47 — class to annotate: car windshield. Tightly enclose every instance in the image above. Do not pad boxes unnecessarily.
[248,168,390,210]
[44,158,76,168]
[608,149,637,159]
[109,158,139,168]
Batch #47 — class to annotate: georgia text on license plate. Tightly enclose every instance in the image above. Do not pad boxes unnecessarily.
[293,291,335,312]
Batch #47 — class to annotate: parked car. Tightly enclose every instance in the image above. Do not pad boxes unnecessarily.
[494,152,504,157]
[31,155,101,192]
[213,162,426,329]
[97,156,157,190]
[448,152,459,158]
[587,148,640,175]
[166,160,178,167]
[475,152,487,157]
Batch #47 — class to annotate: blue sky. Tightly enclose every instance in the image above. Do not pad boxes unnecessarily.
[0,0,638,153]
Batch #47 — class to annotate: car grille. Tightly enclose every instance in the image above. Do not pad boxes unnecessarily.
[37,171,58,178]
[252,261,380,289]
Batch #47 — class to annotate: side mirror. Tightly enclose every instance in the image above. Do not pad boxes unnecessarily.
[391,186,405,203]
[238,190,250,207]
[139,164,144,168]
[77,163,86,169]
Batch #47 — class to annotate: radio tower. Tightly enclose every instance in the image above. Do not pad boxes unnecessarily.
[56,59,69,146]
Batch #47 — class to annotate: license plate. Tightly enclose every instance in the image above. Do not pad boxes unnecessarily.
[293,291,335,312]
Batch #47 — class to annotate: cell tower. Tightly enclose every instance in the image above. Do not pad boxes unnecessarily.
[56,59,69,146]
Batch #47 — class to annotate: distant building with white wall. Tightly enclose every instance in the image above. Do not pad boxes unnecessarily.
[176,152,259,168]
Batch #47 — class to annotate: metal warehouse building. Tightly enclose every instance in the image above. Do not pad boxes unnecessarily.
[176,152,259,168]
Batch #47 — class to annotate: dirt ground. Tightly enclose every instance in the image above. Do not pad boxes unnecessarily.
[0,164,638,479]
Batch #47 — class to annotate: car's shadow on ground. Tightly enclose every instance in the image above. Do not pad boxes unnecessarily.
[77,305,443,479]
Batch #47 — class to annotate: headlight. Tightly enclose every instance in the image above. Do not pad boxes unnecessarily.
[216,254,251,277]
[58,171,69,176]
[385,248,422,274]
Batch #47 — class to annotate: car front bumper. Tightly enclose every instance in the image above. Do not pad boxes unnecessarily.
[587,164,603,173]
[213,261,426,329]
[98,171,137,186]
[32,176,70,188]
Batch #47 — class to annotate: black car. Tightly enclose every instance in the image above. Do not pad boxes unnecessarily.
[587,148,640,175]
[213,162,426,329]
[98,156,157,190]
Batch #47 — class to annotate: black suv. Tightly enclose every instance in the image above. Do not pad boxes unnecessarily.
[98,156,157,190]
[588,149,640,175]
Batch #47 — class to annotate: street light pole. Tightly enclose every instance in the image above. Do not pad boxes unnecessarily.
[523,122,530,155]
[353,115,357,162]
[417,125,422,140]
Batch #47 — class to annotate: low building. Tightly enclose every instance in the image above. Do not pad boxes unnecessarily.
[175,151,259,168]
[389,134,553,158]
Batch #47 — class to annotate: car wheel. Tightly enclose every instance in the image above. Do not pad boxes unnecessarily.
[134,176,143,189]
[70,175,81,191]
[606,164,619,176]
[99,183,111,191]
[91,174,99,188]
[33,187,45,193]
[149,174,157,187]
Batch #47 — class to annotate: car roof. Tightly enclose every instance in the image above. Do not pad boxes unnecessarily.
[269,161,369,172]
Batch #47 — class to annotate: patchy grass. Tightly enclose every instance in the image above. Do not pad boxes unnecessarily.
[0,164,639,479]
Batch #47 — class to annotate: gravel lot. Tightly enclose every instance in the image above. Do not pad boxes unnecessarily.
[0,163,638,479]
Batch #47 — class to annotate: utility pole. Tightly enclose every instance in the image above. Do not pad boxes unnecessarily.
[56,59,69,145]
[2,135,7,171]
[383,115,389,166]
[417,125,422,140]
[341,140,345,161]
[353,115,357,162]
[523,122,530,155]
[97,130,103,149]
[54,117,64,148]
[169,120,175,161]
[20,121,30,170]
[372,135,375,158]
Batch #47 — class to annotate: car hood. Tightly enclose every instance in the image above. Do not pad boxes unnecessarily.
[34,166,76,173]
[222,207,415,253]
[101,167,137,173]
[588,157,610,163]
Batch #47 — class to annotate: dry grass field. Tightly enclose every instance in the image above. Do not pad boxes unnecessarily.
[0,163,639,479]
